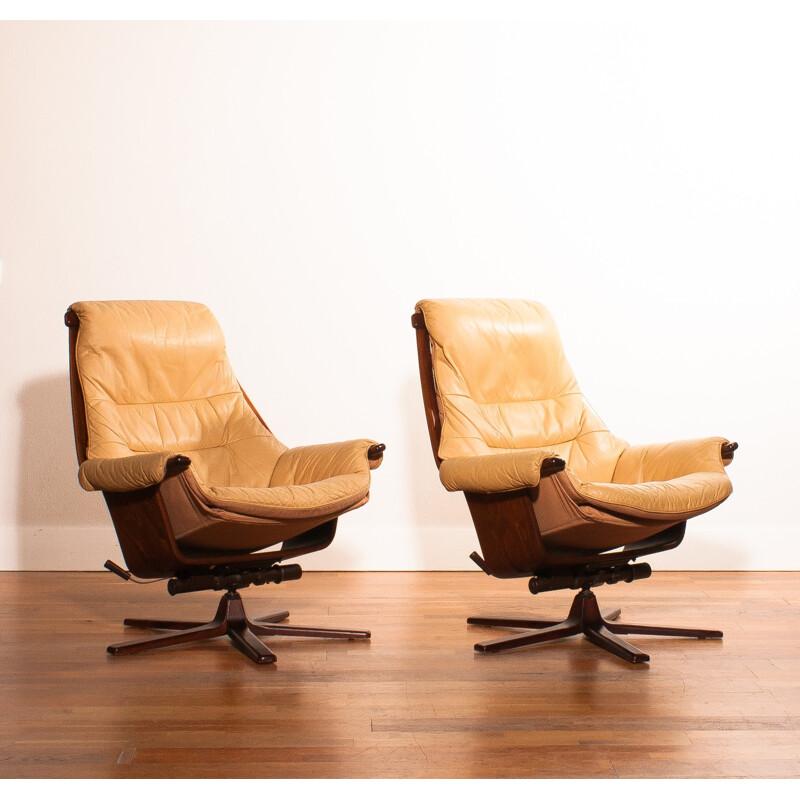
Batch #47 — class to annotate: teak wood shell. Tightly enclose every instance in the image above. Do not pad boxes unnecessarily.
[101,473,338,579]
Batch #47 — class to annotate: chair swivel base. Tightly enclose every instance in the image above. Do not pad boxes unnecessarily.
[107,589,370,665]
[468,588,722,664]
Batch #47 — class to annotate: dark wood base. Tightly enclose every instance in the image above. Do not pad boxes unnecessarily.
[468,589,722,664]
[107,589,371,665]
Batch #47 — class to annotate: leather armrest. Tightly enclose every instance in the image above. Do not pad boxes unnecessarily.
[612,437,731,485]
[78,452,190,492]
[439,448,562,493]
[270,439,382,487]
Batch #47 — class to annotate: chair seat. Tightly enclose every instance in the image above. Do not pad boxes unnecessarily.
[142,459,375,555]
[199,471,371,515]
[569,470,733,518]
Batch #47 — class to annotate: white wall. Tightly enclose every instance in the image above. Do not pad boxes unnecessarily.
[1,15,798,571]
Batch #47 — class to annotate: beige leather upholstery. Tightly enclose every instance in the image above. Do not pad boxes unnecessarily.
[439,447,559,493]
[416,299,733,526]
[70,301,381,522]
[79,450,184,493]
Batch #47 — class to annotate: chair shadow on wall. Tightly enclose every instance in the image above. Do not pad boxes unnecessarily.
[16,373,112,569]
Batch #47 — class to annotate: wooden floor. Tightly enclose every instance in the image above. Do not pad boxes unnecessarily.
[1,570,799,778]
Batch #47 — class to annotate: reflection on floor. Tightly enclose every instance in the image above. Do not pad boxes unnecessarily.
[1,570,799,778]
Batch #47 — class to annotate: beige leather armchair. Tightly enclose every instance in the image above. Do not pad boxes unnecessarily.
[413,298,736,664]
[66,300,384,665]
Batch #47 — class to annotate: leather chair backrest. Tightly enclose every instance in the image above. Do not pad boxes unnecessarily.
[69,300,286,488]
[416,298,626,483]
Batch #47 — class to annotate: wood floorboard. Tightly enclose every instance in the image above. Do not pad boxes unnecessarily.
[0,570,798,778]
